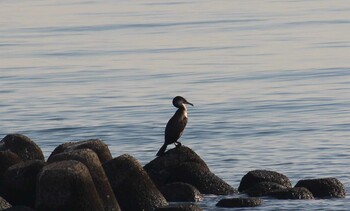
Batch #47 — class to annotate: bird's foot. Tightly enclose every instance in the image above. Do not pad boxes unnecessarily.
[175,142,182,147]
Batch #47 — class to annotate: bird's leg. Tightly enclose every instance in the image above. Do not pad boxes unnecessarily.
[175,141,182,147]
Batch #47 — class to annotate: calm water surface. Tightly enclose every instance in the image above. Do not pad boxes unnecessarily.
[1,0,349,210]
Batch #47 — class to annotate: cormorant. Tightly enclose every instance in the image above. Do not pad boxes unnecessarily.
[156,96,193,156]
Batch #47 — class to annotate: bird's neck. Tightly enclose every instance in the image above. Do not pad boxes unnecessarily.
[177,103,187,110]
[177,104,187,118]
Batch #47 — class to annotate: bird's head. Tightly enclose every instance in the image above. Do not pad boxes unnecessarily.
[172,96,193,108]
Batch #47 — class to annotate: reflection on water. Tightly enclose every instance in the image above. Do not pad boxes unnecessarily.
[0,0,349,210]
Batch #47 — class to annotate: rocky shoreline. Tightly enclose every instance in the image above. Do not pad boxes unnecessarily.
[0,134,346,210]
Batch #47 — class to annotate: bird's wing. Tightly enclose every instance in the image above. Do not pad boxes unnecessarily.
[164,110,188,145]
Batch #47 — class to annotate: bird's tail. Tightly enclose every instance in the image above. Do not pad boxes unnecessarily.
[156,144,167,156]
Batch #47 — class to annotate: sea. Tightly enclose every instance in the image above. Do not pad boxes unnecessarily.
[1,0,349,210]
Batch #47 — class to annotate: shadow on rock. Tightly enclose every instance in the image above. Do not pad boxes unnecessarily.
[0,151,22,181]
[161,182,202,202]
[0,160,45,208]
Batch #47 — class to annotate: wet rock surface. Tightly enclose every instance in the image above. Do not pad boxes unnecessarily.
[3,206,36,211]
[144,146,237,195]
[36,160,104,211]
[0,196,12,210]
[48,149,120,211]
[0,134,44,161]
[295,178,346,198]
[0,160,45,208]
[244,181,288,197]
[155,204,203,211]
[268,187,314,199]
[161,182,202,202]
[238,169,292,192]
[103,154,168,211]
[216,197,263,208]
[48,139,112,163]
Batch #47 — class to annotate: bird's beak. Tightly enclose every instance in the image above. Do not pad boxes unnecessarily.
[185,101,194,106]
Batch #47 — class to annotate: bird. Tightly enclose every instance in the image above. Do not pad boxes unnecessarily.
[156,96,193,156]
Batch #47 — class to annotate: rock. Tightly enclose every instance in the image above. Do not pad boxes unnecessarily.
[0,134,44,161]
[295,178,346,198]
[171,162,236,195]
[144,146,237,195]
[0,196,12,210]
[161,182,202,202]
[36,160,104,211]
[3,206,35,211]
[238,170,292,192]
[155,204,203,211]
[0,151,22,181]
[103,154,167,211]
[48,142,74,158]
[1,160,45,208]
[48,139,112,163]
[48,149,120,211]
[268,187,314,199]
[144,146,209,185]
[244,182,288,197]
[216,197,263,208]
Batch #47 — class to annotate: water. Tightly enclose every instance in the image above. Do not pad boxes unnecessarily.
[1,0,349,210]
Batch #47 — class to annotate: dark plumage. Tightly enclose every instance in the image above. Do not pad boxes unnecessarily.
[156,96,193,156]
